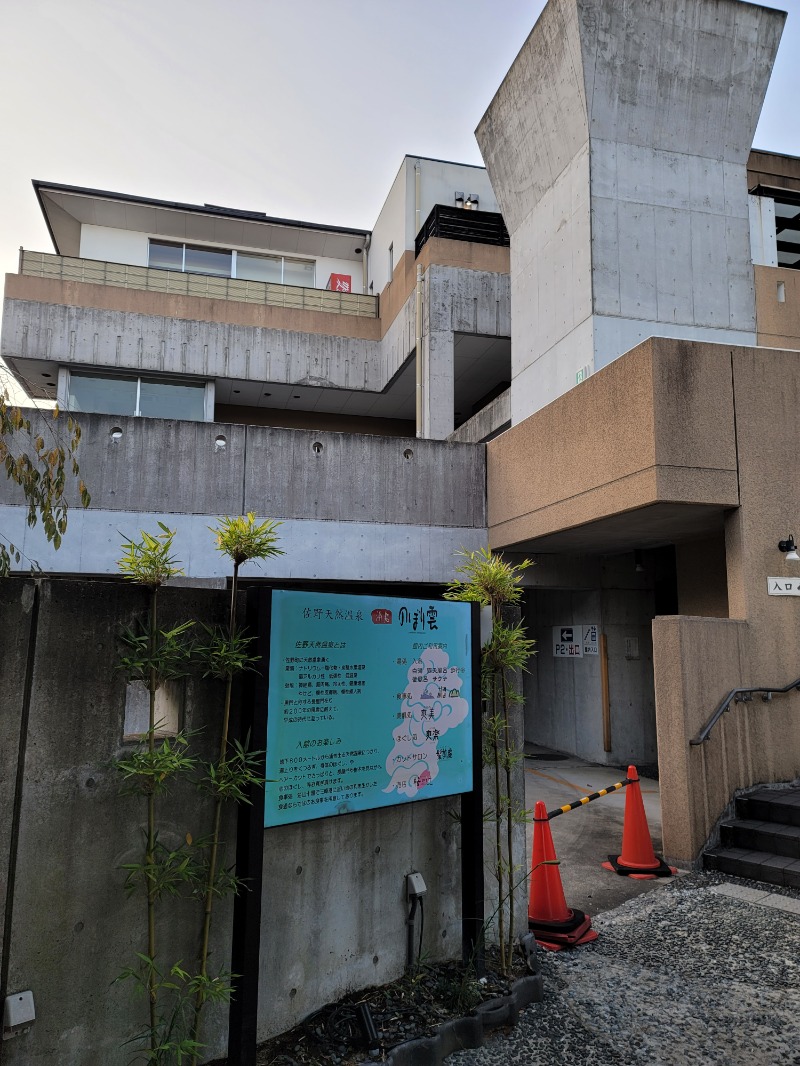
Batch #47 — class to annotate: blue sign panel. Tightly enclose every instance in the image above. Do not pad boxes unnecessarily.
[265,590,473,827]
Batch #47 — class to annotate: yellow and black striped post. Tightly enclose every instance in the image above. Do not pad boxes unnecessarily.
[547,777,631,821]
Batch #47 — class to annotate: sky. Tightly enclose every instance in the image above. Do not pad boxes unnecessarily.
[2,0,800,398]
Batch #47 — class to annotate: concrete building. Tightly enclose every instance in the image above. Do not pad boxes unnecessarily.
[4,0,800,1061]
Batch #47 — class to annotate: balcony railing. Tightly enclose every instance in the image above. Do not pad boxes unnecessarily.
[19,250,379,318]
[415,205,510,257]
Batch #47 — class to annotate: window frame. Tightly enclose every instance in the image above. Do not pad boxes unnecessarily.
[64,369,214,422]
[148,239,316,287]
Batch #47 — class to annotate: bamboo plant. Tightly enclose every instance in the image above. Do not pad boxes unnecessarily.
[187,513,283,1064]
[444,547,536,972]
[116,524,198,1060]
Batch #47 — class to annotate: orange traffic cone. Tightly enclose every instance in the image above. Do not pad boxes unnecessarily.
[529,801,597,950]
[602,766,677,880]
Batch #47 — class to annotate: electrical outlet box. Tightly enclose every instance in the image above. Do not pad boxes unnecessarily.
[406,871,427,898]
[3,990,35,1040]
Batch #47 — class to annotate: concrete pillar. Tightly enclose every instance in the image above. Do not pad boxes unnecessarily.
[422,329,455,439]
[476,0,785,424]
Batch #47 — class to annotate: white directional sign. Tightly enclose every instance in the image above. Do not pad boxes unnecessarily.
[582,624,599,655]
[553,627,582,657]
[767,578,800,597]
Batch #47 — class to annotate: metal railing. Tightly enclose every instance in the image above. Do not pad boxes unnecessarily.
[415,205,510,257]
[690,676,800,745]
[19,250,379,318]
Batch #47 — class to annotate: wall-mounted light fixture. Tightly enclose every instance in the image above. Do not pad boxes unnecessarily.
[634,549,645,573]
[454,191,465,208]
[465,194,479,210]
[779,535,800,562]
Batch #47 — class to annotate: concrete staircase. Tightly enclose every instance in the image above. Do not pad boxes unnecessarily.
[705,787,800,888]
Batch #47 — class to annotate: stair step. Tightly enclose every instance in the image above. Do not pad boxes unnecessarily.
[736,788,800,826]
[720,818,800,858]
[704,846,800,889]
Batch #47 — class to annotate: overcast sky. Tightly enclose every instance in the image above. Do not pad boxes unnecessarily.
[2,0,799,397]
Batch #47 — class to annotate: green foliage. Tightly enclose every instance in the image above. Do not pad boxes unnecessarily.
[0,392,90,575]
[116,731,199,796]
[114,518,281,1064]
[118,956,234,1066]
[120,835,206,900]
[192,624,258,680]
[198,738,264,804]
[445,546,536,973]
[118,621,196,688]
[444,546,533,612]
[209,512,284,567]
[118,524,184,588]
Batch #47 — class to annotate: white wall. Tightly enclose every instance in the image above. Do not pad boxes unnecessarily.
[418,159,500,225]
[79,225,149,266]
[369,159,409,294]
[749,194,778,267]
[369,156,502,295]
[77,225,361,291]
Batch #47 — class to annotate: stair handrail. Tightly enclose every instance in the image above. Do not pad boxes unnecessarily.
[690,676,800,745]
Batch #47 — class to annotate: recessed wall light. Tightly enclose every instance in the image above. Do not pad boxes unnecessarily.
[233,389,240,394]
[293,394,300,399]
[263,392,271,397]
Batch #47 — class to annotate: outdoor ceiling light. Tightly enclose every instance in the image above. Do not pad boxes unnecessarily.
[779,535,800,562]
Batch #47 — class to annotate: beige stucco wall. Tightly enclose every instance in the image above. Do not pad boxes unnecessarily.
[488,337,739,548]
[676,535,728,618]
[489,337,800,863]
[755,265,800,352]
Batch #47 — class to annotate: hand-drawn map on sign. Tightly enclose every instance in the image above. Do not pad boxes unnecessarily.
[264,590,474,827]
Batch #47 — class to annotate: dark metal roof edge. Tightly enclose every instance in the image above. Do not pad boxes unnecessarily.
[750,183,800,206]
[31,180,371,240]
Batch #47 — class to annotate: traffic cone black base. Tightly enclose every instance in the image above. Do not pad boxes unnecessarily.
[602,854,676,879]
[529,908,598,950]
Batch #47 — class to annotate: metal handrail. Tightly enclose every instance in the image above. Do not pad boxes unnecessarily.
[690,676,800,745]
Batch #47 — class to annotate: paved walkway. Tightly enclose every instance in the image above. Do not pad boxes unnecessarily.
[524,749,668,916]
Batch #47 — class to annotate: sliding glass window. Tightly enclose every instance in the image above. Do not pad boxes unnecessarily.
[68,372,206,421]
[148,240,315,288]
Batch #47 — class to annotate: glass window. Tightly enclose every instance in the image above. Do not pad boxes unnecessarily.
[184,244,232,277]
[237,253,282,283]
[283,258,315,287]
[148,241,183,271]
[68,374,138,416]
[139,379,206,421]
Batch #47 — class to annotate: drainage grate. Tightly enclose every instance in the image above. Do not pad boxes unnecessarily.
[525,753,569,761]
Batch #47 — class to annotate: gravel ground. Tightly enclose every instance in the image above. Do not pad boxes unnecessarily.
[449,873,800,1066]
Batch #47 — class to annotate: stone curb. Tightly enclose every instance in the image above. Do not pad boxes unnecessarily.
[358,974,544,1066]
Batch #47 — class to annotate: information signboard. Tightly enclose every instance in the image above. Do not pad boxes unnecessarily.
[265,590,474,827]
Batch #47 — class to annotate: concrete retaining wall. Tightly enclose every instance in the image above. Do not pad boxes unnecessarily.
[0,578,491,1061]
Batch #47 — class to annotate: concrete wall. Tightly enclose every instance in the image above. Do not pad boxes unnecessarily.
[522,555,657,768]
[4,256,510,442]
[2,579,494,1059]
[0,413,487,581]
[0,580,236,1065]
[477,0,785,422]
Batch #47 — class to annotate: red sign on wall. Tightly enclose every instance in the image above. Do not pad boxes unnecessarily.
[327,273,352,292]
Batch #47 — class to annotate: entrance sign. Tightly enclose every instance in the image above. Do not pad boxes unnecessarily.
[265,590,474,827]
[582,625,599,655]
[768,578,800,596]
